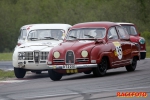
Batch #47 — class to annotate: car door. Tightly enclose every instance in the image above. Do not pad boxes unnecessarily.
[116,26,132,66]
[107,26,124,68]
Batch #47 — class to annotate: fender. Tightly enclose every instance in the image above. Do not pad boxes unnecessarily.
[97,51,113,68]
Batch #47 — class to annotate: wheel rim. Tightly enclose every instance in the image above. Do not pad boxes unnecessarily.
[99,58,107,72]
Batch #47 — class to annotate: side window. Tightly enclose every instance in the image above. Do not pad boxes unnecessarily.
[19,29,27,40]
[117,26,129,39]
[107,27,118,39]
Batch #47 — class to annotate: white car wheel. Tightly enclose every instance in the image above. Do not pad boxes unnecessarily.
[14,67,26,78]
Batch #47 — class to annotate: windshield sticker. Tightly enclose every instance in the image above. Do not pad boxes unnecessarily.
[113,42,122,60]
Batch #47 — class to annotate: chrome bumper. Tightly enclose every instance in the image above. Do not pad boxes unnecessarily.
[48,64,97,69]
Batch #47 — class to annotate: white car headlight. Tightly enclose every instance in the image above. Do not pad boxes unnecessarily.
[18,52,25,60]
[139,38,145,44]
[81,50,88,58]
[18,52,22,57]
[53,51,60,58]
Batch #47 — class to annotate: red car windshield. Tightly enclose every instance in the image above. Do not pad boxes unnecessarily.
[66,28,106,40]
[122,25,138,35]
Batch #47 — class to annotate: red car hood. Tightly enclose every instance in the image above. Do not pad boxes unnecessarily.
[54,40,97,53]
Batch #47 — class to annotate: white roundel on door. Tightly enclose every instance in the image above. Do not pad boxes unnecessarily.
[113,42,122,60]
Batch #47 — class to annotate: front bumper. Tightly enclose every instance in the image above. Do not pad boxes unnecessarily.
[15,61,49,70]
[48,64,97,69]
[140,51,146,59]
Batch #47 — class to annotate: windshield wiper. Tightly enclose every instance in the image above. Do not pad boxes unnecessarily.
[44,36,59,41]
[29,38,38,41]
[84,34,94,38]
[69,36,78,39]
[44,36,54,39]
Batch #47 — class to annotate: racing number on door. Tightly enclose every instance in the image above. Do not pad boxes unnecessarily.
[113,42,123,60]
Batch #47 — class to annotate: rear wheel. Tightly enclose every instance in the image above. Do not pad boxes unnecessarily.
[93,57,108,77]
[48,69,63,81]
[14,67,26,78]
[125,57,137,72]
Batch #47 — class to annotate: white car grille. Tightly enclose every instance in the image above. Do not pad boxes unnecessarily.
[18,52,49,63]
[18,52,33,60]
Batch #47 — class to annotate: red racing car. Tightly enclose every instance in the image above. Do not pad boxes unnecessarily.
[117,23,146,59]
[47,22,140,81]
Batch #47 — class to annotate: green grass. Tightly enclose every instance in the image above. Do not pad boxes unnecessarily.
[0,53,13,61]
[0,69,15,80]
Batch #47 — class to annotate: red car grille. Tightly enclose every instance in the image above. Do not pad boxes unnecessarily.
[76,58,89,62]
[65,51,75,64]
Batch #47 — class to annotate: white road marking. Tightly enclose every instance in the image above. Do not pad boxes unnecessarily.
[0,80,27,83]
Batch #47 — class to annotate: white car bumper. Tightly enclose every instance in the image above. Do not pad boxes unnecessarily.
[14,61,50,70]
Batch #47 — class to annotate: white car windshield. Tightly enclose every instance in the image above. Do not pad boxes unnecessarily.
[66,28,106,40]
[27,29,64,41]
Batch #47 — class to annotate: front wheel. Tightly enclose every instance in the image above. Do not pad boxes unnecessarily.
[14,67,26,78]
[93,57,108,77]
[48,69,63,81]
[125,57,137,72]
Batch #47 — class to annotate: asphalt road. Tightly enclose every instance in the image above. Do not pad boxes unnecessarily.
[0,61,13,71]
[0,59,150,100]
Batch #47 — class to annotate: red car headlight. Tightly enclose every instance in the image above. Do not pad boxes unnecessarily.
[139,38,145,44]
[81,50,88,58]
[53,51,60,58]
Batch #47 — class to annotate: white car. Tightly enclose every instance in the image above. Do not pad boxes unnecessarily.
[12,24,72,78]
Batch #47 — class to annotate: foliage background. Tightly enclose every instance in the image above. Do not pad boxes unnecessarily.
[0,0,150,52]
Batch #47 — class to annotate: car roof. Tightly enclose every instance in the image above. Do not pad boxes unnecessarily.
[21,24,72,30]
[116,22,134,26]
[70,21,120,29]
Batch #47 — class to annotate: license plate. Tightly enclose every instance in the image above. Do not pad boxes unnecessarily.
[62,65,76,69]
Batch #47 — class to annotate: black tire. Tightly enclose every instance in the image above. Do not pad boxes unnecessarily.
[48,69,63,81]
[125,57,137,72]
[93,57,108,77]
[84,70,92,74]
[14,67,26,78]
[36,71,42,74]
